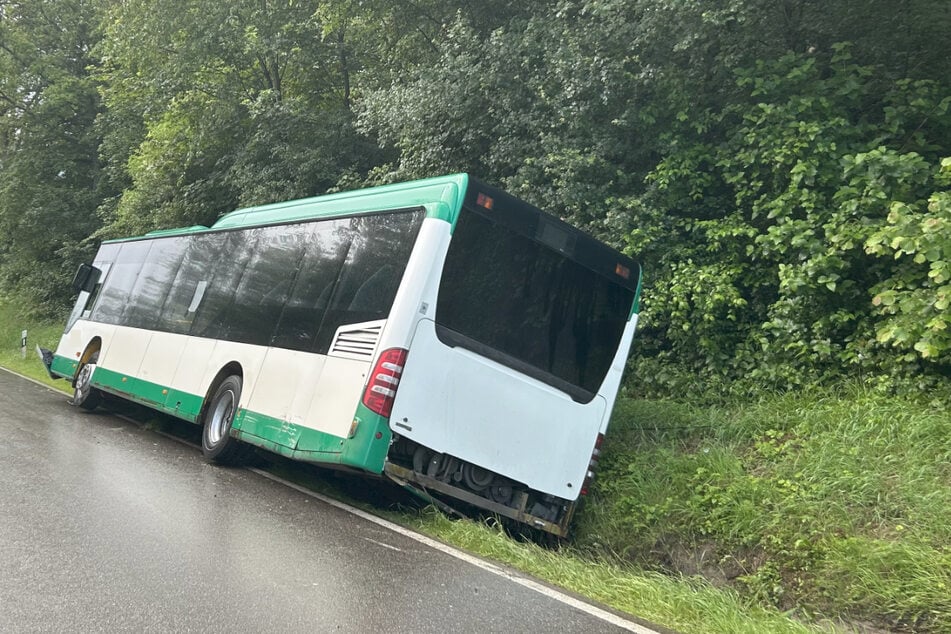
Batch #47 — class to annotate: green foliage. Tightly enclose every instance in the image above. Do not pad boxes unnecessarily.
[359,8,654,237]
[358,2,951,391]
[577,388,951,630]
[0,0,107,315]
[866,157,951,361]
[93,0,389,237]
[629,48,951,393]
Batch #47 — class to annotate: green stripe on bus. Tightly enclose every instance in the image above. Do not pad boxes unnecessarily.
[88,363,388,474]
[164,388,204,421]
[232,409,310,450]
[631,266,643,316]
[424,201,455,223]
[340,402,393,474]
[91,366,203,423]
[50,354,78,379]
[159,174,469,236]
[231,405,392,473]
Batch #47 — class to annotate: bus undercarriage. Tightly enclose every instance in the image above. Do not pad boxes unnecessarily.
[384,436,577,538]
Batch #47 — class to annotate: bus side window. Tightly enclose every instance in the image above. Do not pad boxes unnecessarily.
[82,283,103,315]
[122,236,188,330]
[65,245,119,331]
[226,224,306,346]
[191,230,257,339]
[272,218,352,352]
[348,264,396,313]
[313,210,424,352]
[158,233,226,335]
[90,240,151,325]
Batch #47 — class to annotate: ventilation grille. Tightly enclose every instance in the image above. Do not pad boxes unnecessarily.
[328,320,385,360]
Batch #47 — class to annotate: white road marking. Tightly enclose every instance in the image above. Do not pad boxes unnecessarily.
[0,366,70,394]
[362,537,402,552]
[250,467,663,634]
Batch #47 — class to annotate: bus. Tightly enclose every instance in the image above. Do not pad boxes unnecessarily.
[45,174,642,537]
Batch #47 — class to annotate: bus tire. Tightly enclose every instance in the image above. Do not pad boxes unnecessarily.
[72,352,102,411]
[201,375,247,465]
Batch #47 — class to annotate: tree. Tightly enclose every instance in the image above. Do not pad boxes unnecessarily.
[95,0,383,237]
[359,0,951,390]
[0,0,106,314]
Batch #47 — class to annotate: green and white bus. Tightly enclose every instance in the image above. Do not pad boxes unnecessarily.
[47,174,641,536]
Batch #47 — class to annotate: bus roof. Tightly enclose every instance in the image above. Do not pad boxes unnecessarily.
[100,172,642,310]
[120,174,471,242]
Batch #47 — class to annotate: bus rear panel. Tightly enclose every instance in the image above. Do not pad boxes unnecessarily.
[385,180,640,536]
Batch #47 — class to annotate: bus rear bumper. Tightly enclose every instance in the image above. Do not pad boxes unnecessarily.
[383,462,574,538]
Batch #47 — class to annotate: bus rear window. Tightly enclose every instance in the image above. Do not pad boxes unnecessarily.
[435,208,634,402]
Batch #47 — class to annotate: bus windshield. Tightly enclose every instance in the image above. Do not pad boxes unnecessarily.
[435,206,636,403]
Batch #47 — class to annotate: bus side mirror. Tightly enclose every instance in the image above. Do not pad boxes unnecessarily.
[72,263,101,293]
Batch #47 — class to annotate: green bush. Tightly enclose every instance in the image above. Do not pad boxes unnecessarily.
[629,48,951,394]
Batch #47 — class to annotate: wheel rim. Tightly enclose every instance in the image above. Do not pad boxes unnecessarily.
[75,364,93,401]
[207,389,235,446]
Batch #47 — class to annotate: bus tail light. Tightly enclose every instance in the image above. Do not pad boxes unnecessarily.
[580,433,605,496]
[362,347,408,419]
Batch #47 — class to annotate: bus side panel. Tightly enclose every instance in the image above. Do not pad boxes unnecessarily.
[242,347,327,445]
[137,331,190,392]
[197,339,269,412]
[593,314,639,435]
[168,337,219,419]
[123,330,192,411]
[303,356,371,440]
[98,326,152,382]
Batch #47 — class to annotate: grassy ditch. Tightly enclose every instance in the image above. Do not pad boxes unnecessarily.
[578,392,951,632]
[3,299,946,632]
[399,511,829,634]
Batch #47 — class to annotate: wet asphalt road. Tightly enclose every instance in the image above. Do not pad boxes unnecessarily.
[0,370,637,633]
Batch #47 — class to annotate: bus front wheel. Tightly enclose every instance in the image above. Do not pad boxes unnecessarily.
[72,352,102,411]
[201,375,247,465]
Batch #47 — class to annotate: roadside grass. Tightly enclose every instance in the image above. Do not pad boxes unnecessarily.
[578,391,951,632]
[261,458,829,634]
[399,510,830,634]
[0,300,68,392]
[4,299,945,632]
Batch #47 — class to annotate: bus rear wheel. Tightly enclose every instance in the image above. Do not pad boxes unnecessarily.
[72,352,102,411]
[201,375,248,465]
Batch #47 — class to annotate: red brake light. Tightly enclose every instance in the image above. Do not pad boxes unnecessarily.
[362,348,408,418]
[581,433,606,496]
